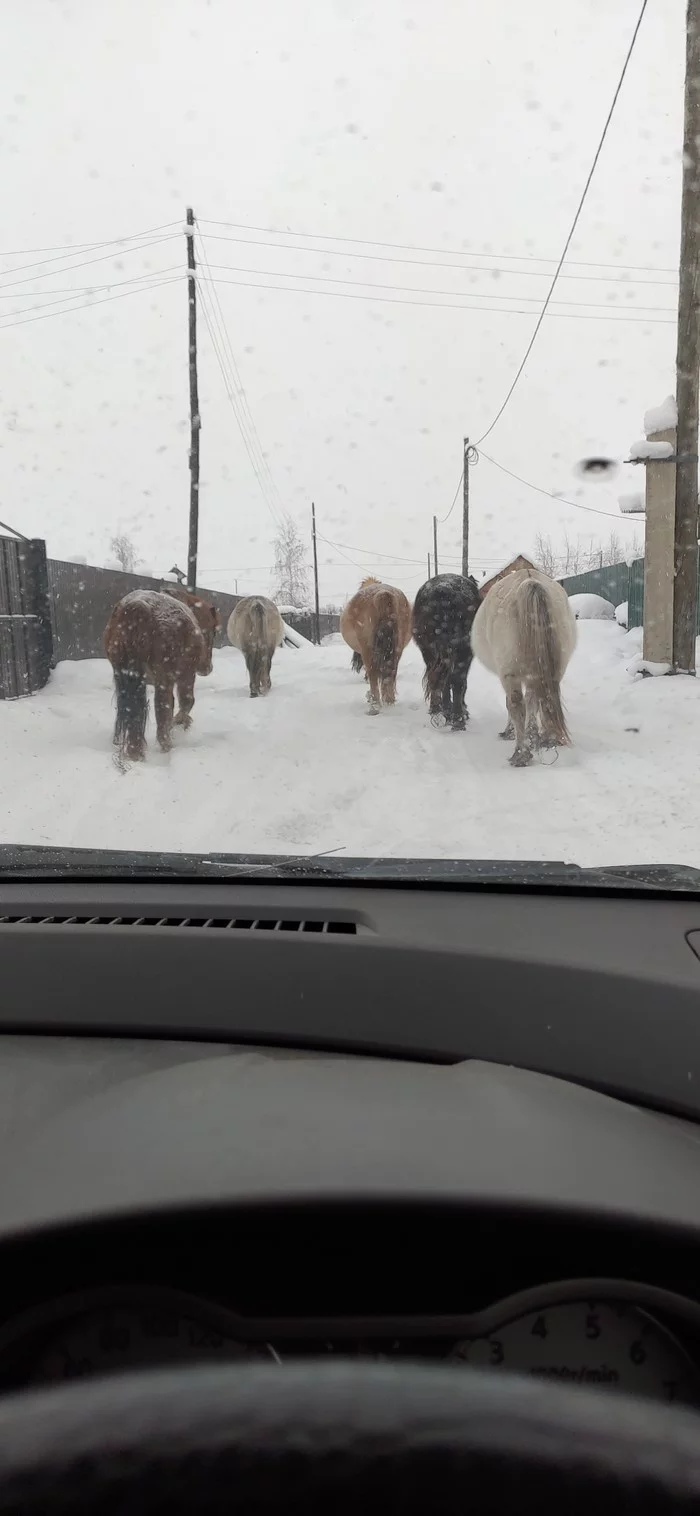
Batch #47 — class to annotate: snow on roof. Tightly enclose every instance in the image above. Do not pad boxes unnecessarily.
[628,439,674,462]
[618,491,645,514]
[481,552,534,582]
[644,395,677,436]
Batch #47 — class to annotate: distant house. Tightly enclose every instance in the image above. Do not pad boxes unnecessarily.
[479,554,536,599]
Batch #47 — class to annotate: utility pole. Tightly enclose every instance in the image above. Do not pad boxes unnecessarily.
[311,501,320,646]
[673,0,700,672]
[185,208,200,592]
[462,438,470,578]
[433,516,439,577]
[427,553,431,580]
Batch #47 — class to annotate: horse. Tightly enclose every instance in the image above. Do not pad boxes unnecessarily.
[104,587,218,763]
[340,576,412,713]
[227,595,284,697]
[471,566,577,767]
[412,573,481,731]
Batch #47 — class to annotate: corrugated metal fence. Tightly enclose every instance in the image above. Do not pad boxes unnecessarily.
[560,555,700,634]
[47,559,339,662]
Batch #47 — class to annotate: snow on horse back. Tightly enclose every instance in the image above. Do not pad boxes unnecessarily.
[104,588,218,765]
[471,566,577,767]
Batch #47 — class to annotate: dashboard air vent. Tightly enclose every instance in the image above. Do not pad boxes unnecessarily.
[0,915,357,934]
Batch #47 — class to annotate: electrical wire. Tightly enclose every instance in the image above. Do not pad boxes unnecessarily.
[201,232,677,289]
[0,234,181,293]
[0,276,181,331]
[0,221,180,261]
[198,272,673,324]
[473,0,649,447]
[480,451,644,523]
[195,225,285,522]
[198,262,674,315]
[198,216,675,277]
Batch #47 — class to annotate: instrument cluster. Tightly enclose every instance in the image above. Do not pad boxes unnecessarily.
[0,1279,698,1406]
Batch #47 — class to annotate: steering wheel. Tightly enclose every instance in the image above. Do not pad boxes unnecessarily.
[0,1361,699,1513]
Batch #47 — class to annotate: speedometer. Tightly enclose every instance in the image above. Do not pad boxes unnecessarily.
[450,1299,696,1404]
[0,1287,280,1387]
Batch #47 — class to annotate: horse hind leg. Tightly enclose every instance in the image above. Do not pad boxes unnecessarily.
[174,675,195,729]
[364,654,381,714]
[154,682,175,752]
[503,676,532,767]
[450,664,469,731]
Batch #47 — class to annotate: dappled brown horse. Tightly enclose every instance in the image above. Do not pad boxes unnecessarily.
[340,577,412,713]
[104,588,218,762]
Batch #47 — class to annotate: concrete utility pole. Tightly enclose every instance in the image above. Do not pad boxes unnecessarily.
[673,0,700,672]
[185,208,200,592]
[433,515,439,577]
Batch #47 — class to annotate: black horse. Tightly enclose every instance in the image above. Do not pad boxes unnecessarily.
[413,573,481,730]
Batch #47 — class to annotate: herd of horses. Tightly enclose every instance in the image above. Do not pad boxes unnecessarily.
[103,563,577,770]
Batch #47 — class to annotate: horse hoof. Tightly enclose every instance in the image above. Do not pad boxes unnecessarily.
[366,705,380,716]
[451,719,466,732]
[509,749,533,767]
[250,690,258,699]
[499,726,515,741]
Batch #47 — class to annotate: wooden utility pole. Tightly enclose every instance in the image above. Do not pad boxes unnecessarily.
[433,516,439,577]
[311,501,320,645]
[673,0,700,672]
[462,438,470,578]
[186,208,200,592]
[427,552,431,579]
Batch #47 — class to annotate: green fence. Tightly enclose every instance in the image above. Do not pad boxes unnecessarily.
[625,553,700,632]
[558,562,630,607]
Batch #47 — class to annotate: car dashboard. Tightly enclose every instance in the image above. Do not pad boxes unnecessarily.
[0,877,699,1411]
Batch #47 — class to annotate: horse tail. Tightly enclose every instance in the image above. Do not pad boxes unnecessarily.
[373,590,397,678]
[112,666,148,764]
[520,580,571,746]
[351,651,364,674]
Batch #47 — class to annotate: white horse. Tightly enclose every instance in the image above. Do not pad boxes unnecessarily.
[227,596,284,697]
[471,567,577,767]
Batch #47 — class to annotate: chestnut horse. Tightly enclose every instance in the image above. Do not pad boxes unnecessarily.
[104,588,218,763]
[340,577,412,713]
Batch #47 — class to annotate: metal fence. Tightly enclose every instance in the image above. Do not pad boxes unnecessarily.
[0,537,53,699]
[558,562,631,607]
[46,559,339,662]
[625,553,700,633]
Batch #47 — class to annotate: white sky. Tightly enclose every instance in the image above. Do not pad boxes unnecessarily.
[0,0,684,600]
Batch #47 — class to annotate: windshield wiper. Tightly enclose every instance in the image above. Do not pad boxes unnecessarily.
[0,844,698,893]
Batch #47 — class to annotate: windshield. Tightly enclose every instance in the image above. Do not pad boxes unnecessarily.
[0,0,696,883]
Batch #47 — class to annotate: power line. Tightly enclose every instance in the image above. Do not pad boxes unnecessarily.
[0,267,183,319]
[0,230,183,286]
[197,278,284,528]
[198,262,674,315]
[0,221,180,262]
[202,231,677,289]
[195,226,285,522]
[199,216,676,277]
[0,276,181,331]
[480,450,644,523]
[438,473,466,524]
[473,0,649,447]
[199,272,673,324]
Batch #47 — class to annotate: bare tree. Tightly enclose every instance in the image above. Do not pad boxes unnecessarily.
[110,533,137,573]
[534,529,644,579]
[274,517,311,608]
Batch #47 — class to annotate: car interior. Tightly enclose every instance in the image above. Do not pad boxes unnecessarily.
[0,864,699,1508]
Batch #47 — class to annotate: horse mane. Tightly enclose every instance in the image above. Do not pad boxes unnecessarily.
[360,575,381,588]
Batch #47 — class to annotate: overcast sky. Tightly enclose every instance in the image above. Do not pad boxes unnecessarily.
[0,0,684,599]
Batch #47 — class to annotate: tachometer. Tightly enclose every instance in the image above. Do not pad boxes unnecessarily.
[450,1299,696,1404]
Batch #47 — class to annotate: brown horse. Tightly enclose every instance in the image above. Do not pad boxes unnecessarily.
[340,577,412,713]
[227,595,284,697]
[104,588,218,763]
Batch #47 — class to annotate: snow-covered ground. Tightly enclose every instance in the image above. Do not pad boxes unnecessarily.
[1,621,699,869]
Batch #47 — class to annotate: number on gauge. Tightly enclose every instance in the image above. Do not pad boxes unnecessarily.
[449,1299,696,1404]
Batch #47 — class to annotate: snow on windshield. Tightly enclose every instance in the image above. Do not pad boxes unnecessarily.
[0,1,697,873]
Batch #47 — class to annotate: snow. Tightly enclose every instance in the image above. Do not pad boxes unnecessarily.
[281,621,313,649]
[65,553,87,566]
[2,623,700,870]
[644,395,678,436]
[568,593,615,621]
[627,658,672,678]
[618,492,645,515]
[615,602,628,628]
[102,556,124,572]
[628,440,674,462]
[122,589,198,630]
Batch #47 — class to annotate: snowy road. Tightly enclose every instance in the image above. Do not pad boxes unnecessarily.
[1,622,699,869]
